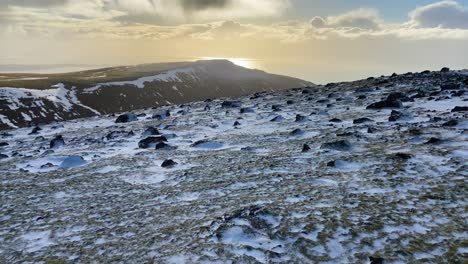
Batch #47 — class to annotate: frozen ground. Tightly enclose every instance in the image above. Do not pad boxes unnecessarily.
[0,71,467,263]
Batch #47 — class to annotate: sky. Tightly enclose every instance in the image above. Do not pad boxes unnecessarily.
[1,0,468,83]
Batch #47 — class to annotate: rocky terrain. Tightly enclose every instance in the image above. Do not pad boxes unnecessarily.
[0,68,467,263]
[0,60,310,130]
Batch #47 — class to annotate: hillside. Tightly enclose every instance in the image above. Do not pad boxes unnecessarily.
[0,68,467,263]
[0,60,312,130]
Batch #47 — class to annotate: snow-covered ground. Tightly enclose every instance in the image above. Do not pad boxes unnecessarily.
[0,71,467,263]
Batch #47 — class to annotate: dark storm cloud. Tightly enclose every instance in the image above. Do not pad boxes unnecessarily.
[180,0,232,12]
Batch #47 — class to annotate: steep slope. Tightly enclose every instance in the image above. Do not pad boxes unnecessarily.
[0,60,312,130]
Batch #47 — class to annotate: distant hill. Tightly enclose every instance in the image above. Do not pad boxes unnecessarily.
[0,60,312,130]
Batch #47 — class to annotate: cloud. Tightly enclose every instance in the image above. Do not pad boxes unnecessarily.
[101,0,289,22]
[0,0,66,8]
[409,0,468,29]
[1,0,468,42]
[310,9,381,30]
[180,0,231,12]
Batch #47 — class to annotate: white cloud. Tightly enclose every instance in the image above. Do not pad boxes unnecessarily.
[310,9,381,30]
[409,0,468,29]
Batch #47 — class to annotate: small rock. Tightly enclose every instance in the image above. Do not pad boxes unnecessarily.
[353,117,373,124]
[425,137,443,144]
[161,159,177,168]
[0,154,8,160]
[367,127,378,133]
[329,118,342,123]
[326,160,336,167]
[302,144,311,153]
[270,116,284,122]
[60,156,86,169]
[290,128,304,136]
[50,135,65,149]
[295,114,306,122]
[40,163,55,169]
[233,121,241,127]
[393,153,413,160]
[191,140,223,149]
[389,110,404,122]
[0,142,8,147]
[155,142,177,150]
[115,112,138,123]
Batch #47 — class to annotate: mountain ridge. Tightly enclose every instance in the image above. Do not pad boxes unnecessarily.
[0,60,312,130]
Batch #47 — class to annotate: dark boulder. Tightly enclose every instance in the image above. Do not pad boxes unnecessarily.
[106,131,134,140]
[393,153,413,160]
[161,159,177,168]
[386,92,413,102]
[272,105,282,111]
[440,67,450,73]
[329,118,342,123]
[452,106,468,112]
[320,140,352,151]
[353,118,373,124]
[442,120,458,127]
[221,101,242,108]
[441,83,461,90]
[152,110,170,120]
[327,160,336,167]
[369,256,384,264]
[50,135,65,149]
[367,99,402,110]
[0,154,8,160]
[367,92,407,109]
[0,142,8,147]
[29,126,42,135]
[142,127,160,137]
[138,136,167,149]
[240,107,255,114]
[233,121,241,127]
[115,112,138,123]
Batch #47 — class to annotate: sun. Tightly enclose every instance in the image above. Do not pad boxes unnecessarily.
[199,57,256,69]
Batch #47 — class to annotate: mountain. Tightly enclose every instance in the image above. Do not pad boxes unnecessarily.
[0,68,466,263]
[0,60,312,130]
